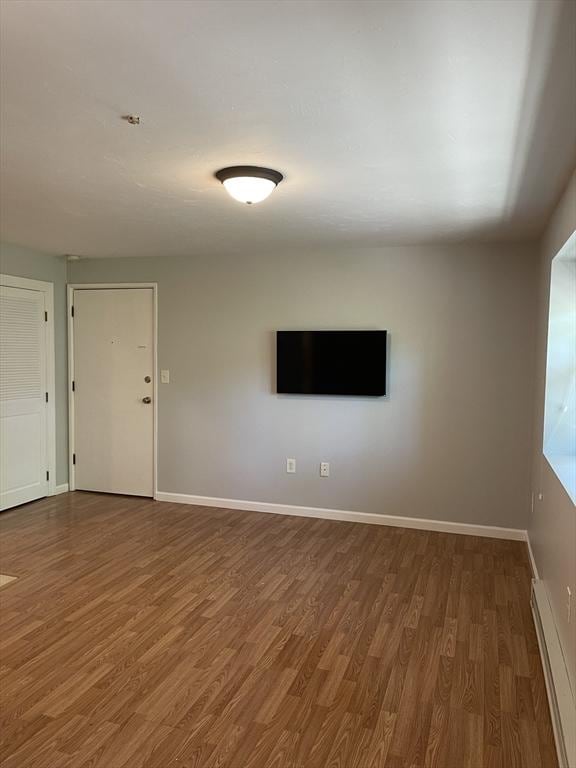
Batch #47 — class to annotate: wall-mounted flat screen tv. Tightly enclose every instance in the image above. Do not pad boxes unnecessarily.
[276,330,387,396]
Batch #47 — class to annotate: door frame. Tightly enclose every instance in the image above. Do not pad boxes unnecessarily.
[67,283,158,497]
[0,273,56,497]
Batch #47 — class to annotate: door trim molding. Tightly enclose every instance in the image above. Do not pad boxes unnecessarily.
[67,283,158,496]
[0,273,56,498]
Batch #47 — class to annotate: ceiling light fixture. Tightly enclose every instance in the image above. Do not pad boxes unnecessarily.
[215,166,283,205]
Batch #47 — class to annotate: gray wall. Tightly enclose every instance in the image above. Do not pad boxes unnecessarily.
[530,169,576,694]
[0,242,68,485]
[71,242,538,529]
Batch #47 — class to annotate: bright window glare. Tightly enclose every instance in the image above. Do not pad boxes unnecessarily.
[543,231,576,504]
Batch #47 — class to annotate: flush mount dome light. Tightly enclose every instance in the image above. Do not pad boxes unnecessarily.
[215,166,283,204]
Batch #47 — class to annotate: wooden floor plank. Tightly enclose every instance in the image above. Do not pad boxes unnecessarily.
[0,491,557,767]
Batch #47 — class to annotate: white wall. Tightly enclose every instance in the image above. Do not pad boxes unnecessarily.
[0,242,68,485]
[71,242,537,529]
[530,169,576,696]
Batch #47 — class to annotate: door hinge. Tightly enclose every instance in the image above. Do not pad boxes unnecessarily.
[73,453,76,465]
[46,470,49,481]
[44,311,48,322]
[45,392,49,403]
[71,305,74,317]
[72,380,75,392]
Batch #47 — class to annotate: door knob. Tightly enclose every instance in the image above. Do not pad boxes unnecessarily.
[142,396,152,404]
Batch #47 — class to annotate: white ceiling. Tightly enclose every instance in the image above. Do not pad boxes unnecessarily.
[1,0,574,258]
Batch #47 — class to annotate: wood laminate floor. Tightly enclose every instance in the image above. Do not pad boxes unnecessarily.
[0,492,557,768]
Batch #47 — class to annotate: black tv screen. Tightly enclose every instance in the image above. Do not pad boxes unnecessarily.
[276,330,387,396]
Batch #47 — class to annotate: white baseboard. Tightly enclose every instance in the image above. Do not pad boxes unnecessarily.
[53,483,69,495]
[154,491,527,541]
[531,580,576,768]
[526,534,540,579]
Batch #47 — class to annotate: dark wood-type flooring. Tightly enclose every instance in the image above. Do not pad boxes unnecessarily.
[0,492,557,767]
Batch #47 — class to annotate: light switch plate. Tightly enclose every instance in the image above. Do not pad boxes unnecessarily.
[160,369,170,384]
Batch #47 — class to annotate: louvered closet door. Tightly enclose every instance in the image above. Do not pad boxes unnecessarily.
[0,286,48,510]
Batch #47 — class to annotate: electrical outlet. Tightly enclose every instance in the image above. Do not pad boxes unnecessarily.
[286,458,296,474]
[160,369,170,384]
[320,462,330,477]
[567,586,572,623]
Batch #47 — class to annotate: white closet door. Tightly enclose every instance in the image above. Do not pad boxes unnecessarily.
[0,286,49,510]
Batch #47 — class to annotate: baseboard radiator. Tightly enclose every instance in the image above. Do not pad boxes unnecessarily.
[531,580,576,768]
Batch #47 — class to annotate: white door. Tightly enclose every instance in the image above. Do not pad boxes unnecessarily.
[73,288,154,496]
[0,285,49,510]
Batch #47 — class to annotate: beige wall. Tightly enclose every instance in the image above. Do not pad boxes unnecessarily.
[530,170,576,694]
[0,242,68,485]
[71,242,538,529]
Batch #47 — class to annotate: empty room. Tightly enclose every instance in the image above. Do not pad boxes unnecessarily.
[0,0,575,766]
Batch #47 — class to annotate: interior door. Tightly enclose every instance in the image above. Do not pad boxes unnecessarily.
[73,288,154,496]
[0,285,49,510]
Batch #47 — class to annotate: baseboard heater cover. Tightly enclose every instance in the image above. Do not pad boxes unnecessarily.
[531,579,576,768]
